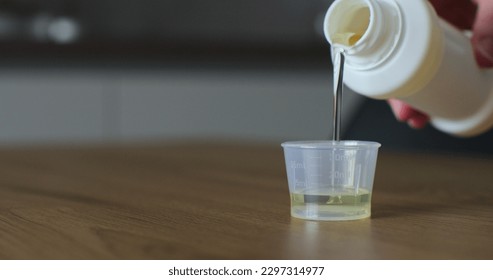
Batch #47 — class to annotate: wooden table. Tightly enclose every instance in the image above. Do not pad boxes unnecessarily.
[0,142,492,259]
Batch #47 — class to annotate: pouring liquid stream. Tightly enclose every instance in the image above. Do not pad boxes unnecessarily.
[332,48,345,142]
[331,32,363,141]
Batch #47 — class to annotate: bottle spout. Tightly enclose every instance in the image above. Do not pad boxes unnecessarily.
[324,0,371,50]
[324,0,402,70]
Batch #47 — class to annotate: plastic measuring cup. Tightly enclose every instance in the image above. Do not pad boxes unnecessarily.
[281,141,381,221]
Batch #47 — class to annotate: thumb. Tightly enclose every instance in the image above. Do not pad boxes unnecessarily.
[471,0,493,67]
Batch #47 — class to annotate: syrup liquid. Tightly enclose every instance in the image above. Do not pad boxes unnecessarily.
[332,48,345,141]
[290,187,371,221]
[331,31,365,141]
[289,31,372,221]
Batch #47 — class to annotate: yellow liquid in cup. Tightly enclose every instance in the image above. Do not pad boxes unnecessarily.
[290,187,371,221]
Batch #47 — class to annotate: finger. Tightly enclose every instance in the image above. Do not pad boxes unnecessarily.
[471,0,493,67]
[388,99,430,129]
[388,99,416,121]
[407,114,430,129]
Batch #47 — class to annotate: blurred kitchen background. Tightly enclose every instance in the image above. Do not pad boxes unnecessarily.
[1,0,493,154]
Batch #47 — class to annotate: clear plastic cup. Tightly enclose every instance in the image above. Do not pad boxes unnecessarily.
[281,141,381,221]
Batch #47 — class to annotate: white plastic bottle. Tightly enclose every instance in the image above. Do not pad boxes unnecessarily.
[324,0,493,137]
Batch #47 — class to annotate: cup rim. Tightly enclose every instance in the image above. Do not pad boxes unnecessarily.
[281,140,381,149]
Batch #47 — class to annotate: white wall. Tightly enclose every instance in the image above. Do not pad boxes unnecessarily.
[0,68,364,145]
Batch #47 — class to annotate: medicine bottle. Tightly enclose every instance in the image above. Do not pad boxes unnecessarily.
[324,0,493,136]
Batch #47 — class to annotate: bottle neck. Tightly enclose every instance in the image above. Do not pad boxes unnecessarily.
[324,0,403,70]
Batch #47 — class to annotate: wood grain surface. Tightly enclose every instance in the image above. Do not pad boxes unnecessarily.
[0,142,492,259]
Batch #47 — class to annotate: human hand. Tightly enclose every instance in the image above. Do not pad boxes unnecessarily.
[388,0,493,129]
